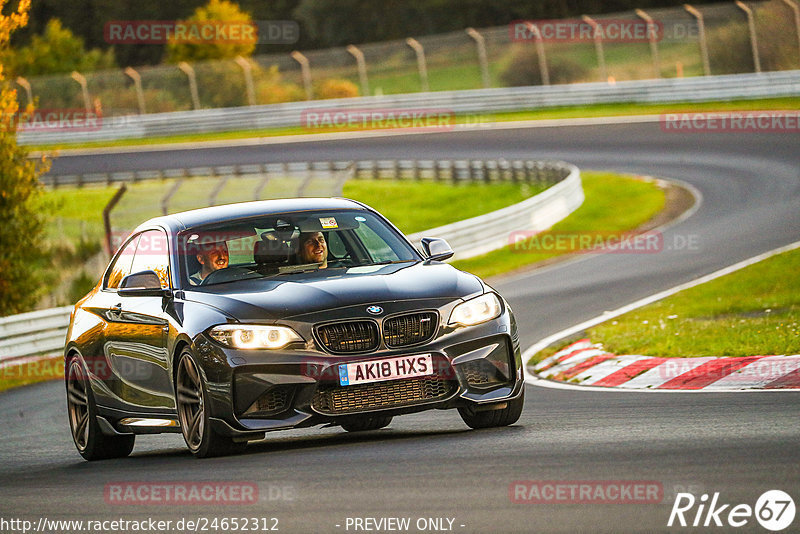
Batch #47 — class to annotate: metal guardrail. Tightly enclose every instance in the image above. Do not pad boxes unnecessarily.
[20,70,800,146]
[2,160,582,364]
[0,306,72,364]
[407,161,582,260]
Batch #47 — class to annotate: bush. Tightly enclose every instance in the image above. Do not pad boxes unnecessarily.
[315,78,359,99]
[0,0,53,314]
[6,19,116,77]
[165,0,256,64]
[500,47,589,86]
[254,65,305,104]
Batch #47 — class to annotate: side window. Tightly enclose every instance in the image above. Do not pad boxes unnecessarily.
[105,235,139,289]
[130,229,171,288]
[355,224,397,262]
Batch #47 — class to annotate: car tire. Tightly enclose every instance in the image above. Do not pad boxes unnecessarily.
[66,358,135,461]
[458,390,524,429]
[341,415,393,432]
[176,350,246,458]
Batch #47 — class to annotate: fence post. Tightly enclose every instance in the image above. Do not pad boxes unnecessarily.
[581,16,608,82]
[735,1,761,73]
[405,38,430,92]
[291,51,313,100]
[684,5,711,76]
[103,184,127,256]
[781,0,800,66]
[524,23,549,85]
[15,77,32,108]
[70,71,92,112]
[178,62,201,110]
[466,28,490,89]
[346,45,370,96]
[123,67,147,115]
[635,9,661,78]
[234,56,257,106]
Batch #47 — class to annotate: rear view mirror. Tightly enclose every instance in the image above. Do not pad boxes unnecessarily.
[421,237,454,261]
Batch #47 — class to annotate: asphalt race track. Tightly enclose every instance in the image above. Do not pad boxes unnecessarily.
[2,121,799,532]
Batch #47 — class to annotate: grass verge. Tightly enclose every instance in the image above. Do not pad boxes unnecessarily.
[0,356,63,394]
[452,172,667,279]
[579,247,800,358]
[27,97,800,152]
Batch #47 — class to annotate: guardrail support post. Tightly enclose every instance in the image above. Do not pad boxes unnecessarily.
[123,67,147,115]
[15,77,32,108]
[684,4,711,76]
[234,56,257,106]
[291,51,313,101]
[581,16,608,82]
[781,0,800,66]
[466,28,491,89]
[635,9,661,78]
[103,184,127,256]
[406,38,430,92]
[524,23,550,85]
[735,1,761,73]
[178,62,202,110]
[346,45,370,96]
[70,71,92,112]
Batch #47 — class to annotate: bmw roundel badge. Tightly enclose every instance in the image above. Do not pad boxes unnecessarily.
[366,305,383,315]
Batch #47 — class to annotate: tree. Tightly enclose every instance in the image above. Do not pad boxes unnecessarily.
[0,0,51,314]
[166,0,256,63]
[6,18,115,77]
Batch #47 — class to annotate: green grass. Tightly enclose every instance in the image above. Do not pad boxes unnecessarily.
[583,248,800,358]
[26,97,800,152]
[452,172,666,278]
[343,180,545,234]
[0,356,62,394]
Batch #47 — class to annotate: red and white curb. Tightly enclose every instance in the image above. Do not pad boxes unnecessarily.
[533,339,800,391]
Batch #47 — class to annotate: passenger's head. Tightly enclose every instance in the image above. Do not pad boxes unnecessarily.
[196,241,229,279]
[298,231,327,268]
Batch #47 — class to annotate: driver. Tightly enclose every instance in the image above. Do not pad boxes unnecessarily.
[189,241,229,285]
[297,231,328,268]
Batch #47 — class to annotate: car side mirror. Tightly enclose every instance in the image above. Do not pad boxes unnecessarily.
[118,270,170,297]
[421,237,454,261]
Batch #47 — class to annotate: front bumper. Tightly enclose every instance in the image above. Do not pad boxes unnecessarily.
[193,307,523,436]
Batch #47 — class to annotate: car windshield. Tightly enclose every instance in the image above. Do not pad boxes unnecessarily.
[179,209,419,287]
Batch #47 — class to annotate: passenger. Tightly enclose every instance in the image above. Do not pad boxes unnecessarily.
[189,241,229,284]
[297,231,328,268]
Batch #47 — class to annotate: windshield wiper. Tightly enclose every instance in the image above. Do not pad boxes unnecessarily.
[366,260,416,266]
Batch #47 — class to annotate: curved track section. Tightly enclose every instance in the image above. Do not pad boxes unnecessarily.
[3,121,799,532]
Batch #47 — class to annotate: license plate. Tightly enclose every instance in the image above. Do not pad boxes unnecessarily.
[339,354,434,386]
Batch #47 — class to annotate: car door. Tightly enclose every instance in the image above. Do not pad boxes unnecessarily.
[103,228,174,412]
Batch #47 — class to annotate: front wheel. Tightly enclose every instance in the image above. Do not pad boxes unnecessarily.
[66,358,135,461]
[458,390,524,429]
[176,350,246,458]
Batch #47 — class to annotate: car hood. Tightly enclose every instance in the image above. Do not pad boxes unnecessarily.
[182,261,485,321]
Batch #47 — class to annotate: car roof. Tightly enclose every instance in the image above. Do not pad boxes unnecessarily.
[134,197,368,233]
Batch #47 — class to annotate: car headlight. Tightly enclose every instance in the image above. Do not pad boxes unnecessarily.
[449,293,502,326]
[208,324,303,349]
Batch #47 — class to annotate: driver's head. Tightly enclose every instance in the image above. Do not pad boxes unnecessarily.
[196,241,229,279]
[298,231,327,268]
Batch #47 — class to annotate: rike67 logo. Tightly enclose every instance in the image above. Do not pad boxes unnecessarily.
[668,490,795,531]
